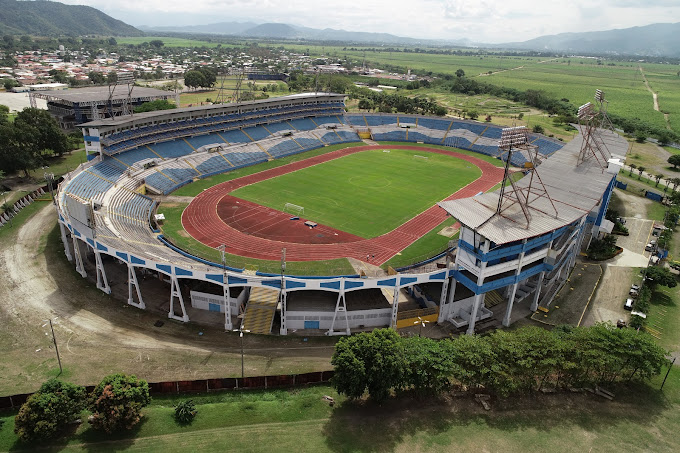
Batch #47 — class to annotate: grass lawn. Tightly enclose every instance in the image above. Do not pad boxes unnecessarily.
[2,373,680,452]
[170,143,357,197]
[383,217,458,269]
[231,148,481,238]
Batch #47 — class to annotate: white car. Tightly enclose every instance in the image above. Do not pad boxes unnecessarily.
[624,298,635,311]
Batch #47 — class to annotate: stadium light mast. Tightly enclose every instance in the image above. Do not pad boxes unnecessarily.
[577,91,613,170]
[107,71,135,119]
[493,126,558,228]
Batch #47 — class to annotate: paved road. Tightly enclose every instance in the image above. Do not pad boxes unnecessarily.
[616,217,654,257]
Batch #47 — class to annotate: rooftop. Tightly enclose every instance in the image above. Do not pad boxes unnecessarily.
[439,128,629,245]
[30,85,172,105]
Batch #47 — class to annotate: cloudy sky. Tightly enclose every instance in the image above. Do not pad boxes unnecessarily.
[62,0,679,43]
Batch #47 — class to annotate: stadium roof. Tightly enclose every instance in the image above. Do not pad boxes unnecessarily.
[30,86,172,105]
[79,92,346,129]
[439,128,629,245]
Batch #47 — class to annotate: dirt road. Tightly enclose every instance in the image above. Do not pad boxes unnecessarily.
[0,205,335,395]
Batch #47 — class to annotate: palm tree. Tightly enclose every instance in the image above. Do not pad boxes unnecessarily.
[655,174,664,187]
[629,163,637,176]
[671,178,680,192]
[665,178,671,192]
[637,166,646,180]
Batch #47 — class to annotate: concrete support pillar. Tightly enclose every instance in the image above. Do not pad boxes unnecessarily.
[530,271,545,312]
[127,264,145,309]
[94,249,111,294]
[168,275,189,322]
[59,222,72,262]
[327,279,350,336]
[502,282,519,327]
[466,293,484,335]
[72,235,87,278]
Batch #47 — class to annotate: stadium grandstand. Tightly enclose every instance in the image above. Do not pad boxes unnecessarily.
[30,86,176,132]
[52,92,625,336]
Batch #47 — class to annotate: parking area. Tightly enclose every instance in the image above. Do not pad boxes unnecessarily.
[617,217,654,257]
[582,266,640,327]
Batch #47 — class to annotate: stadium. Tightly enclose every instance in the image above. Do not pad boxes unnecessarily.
[53,91,627,336]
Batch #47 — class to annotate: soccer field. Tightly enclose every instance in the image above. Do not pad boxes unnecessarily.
[229,148,480,238]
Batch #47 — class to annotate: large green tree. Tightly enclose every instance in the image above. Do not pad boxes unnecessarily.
[184,70,207,90]
[331,328,405,401]
[89,374,151,433]
[14,379,86,443]
[15,108,68,157]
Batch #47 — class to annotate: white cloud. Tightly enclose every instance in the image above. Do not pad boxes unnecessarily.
[60,0,679,43]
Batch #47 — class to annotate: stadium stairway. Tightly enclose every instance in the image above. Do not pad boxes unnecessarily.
[241,287,279,334]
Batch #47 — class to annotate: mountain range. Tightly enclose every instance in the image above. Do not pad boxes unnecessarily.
[0,0,676,57]
[141,21,680,57]
[0,0,143,37]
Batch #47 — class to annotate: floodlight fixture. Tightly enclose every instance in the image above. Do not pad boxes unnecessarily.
[499,126,529,149]
[577,102,594,120]
[595,89,605,103]
[116,71,135,85]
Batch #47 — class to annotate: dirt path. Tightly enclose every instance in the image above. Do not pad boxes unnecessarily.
[639,66,672,130]
[0,205,335,395]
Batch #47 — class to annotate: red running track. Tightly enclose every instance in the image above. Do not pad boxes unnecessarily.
[182,145,505,265]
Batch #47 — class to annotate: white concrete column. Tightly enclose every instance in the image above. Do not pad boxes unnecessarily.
[530,271,545,312]
[127,264,145,309]
[94,249,111,294]
[466,293,484,335]
[59,222,72,262]
[72,235,87,278]
[168,275,189,322]
[502,282,519,327]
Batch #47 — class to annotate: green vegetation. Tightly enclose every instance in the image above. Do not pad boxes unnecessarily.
[0,1,142,36]
[170,143,357,197]
[383,217,458,269]
[134,99,176,113]
[231,148,480,238]
[13,379,86,443]
[587,235,620,260]
[332,326,669,400]
[89,374,151,433]
[117,36,228,48]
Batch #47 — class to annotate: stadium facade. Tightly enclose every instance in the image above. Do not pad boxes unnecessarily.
[51,93,626,335]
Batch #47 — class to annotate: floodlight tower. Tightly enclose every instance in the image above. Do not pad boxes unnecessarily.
[230,67,245,103]
[493,126,558,228]
[215,66,229,105]
[107,71,135,118]
[594,89,615,132]
[577,96,612,169]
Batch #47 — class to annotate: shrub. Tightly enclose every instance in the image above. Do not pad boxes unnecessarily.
[174,400,197,424]
[14,379,86,443]
[89,374,151,433]
[532,124,544,134]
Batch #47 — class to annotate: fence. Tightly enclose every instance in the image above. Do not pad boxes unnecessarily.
[0,370,334,411]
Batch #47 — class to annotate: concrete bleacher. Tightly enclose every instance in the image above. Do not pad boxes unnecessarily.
[266,139,303,157]
[186,133,226,149]
[219,129,251,144]
[364,115,398,127]
[416,118,451,131]
[243,125,271,141]
[262,122,295,134]
[114,147,159,167]
[147,140,194,159]
[287,118,317,131]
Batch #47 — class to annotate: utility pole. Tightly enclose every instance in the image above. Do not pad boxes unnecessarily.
[43,319,63,375]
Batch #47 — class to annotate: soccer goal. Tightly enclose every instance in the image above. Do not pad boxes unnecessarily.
[283,202,305,216]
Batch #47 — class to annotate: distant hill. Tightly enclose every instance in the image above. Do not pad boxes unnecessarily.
[141,21,453,45]
[0,0,143,36]
[139,21,257,36]
[502,22,680,57]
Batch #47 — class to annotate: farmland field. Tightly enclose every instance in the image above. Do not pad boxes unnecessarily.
[230,148,480,238]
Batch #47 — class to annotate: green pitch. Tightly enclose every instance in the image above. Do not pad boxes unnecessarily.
[230,148,480,238]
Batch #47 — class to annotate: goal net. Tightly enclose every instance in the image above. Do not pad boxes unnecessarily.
[283,202,304,216]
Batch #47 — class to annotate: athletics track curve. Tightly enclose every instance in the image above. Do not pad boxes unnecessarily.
[182,145,505,265]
